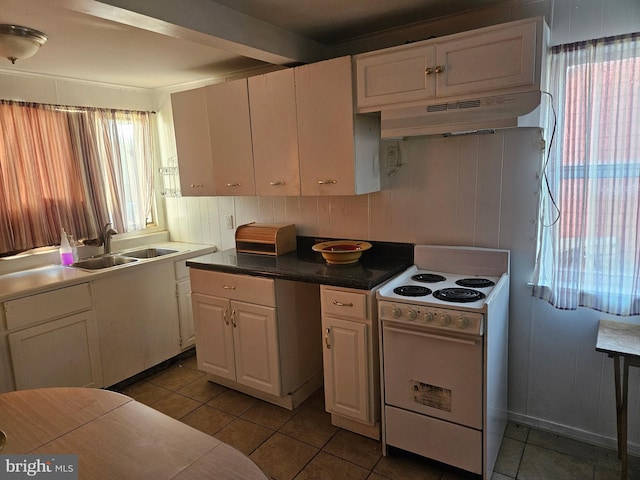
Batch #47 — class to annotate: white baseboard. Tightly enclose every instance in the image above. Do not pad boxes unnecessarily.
[508,411,640,457]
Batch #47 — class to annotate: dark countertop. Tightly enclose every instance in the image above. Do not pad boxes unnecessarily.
[187,237,414,290]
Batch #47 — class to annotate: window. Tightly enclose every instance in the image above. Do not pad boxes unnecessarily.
[532,33,640,315]
[0,101,156,256]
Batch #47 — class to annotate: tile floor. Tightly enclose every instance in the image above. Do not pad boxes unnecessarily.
[117,355,639,480]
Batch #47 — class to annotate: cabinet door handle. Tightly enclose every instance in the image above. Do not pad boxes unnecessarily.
[223,307,229,326]
[317,179,337,185]
[270,181,286,186]
[325,328,331,349]
[425,67,433,75]
[231,309,237,328]
[223,285,236,290]
[190,184,204,188]
[435,65,444,73]
[333,299,353,307]
[226,182,242,187]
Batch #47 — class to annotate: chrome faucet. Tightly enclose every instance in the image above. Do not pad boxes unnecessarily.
[103,222,117,254]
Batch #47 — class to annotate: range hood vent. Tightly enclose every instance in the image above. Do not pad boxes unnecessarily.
[426,99,482,112]
[381,90,543,138]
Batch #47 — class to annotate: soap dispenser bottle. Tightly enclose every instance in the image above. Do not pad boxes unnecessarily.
[59,229,74,266]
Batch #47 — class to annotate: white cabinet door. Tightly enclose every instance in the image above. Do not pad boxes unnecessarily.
[206,78,256,196]
[94,262,181,386]
[355,18,540,111]
[232,300,280,396]
[435,20,537,97]
[248,68,301,196]
[322,315,370,423]
[9,311,103,390]
[356,44,437,110]
[171,87,216,196]
[192,293,236,381]
[296,56,380,196]
[177,279,195,350]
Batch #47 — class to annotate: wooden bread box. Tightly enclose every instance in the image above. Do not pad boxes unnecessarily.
[235,223,297,256]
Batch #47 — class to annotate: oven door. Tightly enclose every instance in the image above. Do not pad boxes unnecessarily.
[382,320,483,429]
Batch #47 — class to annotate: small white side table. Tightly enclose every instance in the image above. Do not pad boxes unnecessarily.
[596,319,640,480]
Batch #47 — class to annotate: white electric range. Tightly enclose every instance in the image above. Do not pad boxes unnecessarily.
[376,245,510,479]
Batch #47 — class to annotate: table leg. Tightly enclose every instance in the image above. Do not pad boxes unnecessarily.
[614,355,622,457]
[613,355,629,480]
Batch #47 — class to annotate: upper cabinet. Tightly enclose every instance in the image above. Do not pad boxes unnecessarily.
[206,78,256,196]
[296,56,380,196]
[171,87,216,196]
[355,18,543,112]
[248,69,301,196]
[172,56,381,197]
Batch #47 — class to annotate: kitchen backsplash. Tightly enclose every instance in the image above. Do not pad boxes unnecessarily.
[164,128,544,252]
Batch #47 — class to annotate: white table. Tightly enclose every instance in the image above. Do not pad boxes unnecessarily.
[0,387,268,479]
[596,319,640,480]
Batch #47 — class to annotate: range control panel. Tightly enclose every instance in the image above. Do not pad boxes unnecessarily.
[379,301,484,336]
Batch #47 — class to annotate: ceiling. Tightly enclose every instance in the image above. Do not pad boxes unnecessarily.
[0,0,515,89]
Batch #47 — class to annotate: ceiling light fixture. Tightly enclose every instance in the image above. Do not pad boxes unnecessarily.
[0,24,47,64]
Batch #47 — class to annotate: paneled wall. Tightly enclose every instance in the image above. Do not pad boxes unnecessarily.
[165,130,542,250]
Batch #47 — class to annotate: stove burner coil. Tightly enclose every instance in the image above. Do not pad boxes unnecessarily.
[411,273,446,283]
[393,285,432,297]
[433,288,486,303]
[455,278,496,288]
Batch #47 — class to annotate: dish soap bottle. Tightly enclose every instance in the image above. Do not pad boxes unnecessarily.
[59,229,74,266]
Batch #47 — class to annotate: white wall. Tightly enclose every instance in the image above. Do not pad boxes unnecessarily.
[0,0,638,454]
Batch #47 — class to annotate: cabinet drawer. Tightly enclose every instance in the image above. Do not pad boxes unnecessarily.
[4,283,93,331]
[321,287,367,319]
[190,269,275,307]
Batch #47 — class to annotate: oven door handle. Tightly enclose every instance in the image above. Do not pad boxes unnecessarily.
[383,325,480,346]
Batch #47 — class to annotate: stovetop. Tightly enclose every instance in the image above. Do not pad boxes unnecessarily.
[376,265,500,310]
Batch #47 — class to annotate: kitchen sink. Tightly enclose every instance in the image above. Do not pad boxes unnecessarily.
[71,255,139,270]
[117,247,178,258]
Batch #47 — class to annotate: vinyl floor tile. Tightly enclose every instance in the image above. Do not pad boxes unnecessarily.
[373,450,445,480]
[526,428,622,470]
[493,437,525,477]
[117,354,638,480]
[146,364,205,391]
[295,451,369,480]
[176,374,228,403]
[241,400,297,430]
[322,429,382,470]
[179,404,236,435]
[250,432,318,480]
[517,444,595,480]
[119,380,172,405]
[206,388,257,416]
[279,405,338,448]
[214,418,274,455]
[149,392,201,419]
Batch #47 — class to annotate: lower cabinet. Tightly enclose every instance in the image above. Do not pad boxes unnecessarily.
[9,311,102,390]
[322,316,369,422]
[190,269,322,409]
[320,284,380,439]
[2,283,103,390]
[192,294,280,396]
[94,261,181,387]
[1,251,212,393]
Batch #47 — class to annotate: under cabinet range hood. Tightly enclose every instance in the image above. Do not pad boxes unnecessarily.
[380,90,544,138]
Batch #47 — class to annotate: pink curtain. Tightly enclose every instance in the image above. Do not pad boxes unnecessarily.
[0,101,154,256]
[533,33,640,315]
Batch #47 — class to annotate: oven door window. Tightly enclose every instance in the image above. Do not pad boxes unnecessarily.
[382,323,483,429]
